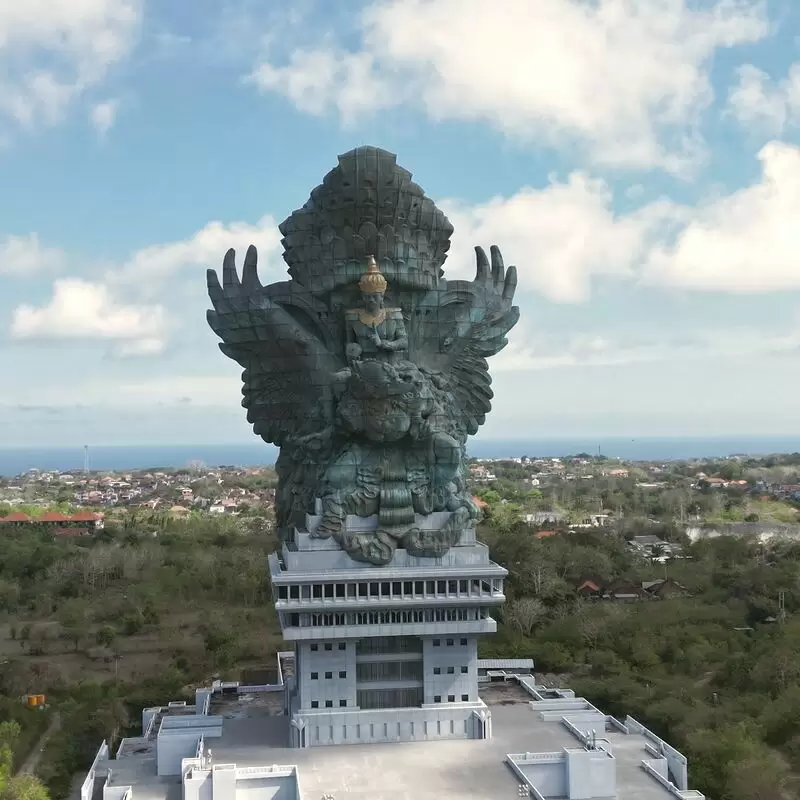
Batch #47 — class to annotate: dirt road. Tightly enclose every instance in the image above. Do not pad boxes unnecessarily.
[18,711,61,776]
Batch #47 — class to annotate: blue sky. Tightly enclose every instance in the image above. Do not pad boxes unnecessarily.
[3,0,800,447]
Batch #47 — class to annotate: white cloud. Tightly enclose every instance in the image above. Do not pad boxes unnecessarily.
[645,141,800,292]
[250,0,767,171]
[727,63,800,133]
[442,173,675,302]
[493,321,800,373]
[112,214,283,293]
[0,0,141,129]
[0,234,63,275]
[90,98,118,135]
[10,278,167,356]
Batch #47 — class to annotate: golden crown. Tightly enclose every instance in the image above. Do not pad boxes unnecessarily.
[358,255,388,294]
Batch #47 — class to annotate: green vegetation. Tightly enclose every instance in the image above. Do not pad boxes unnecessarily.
[481,520,800,799]
[4,454,800,799]
[0,511,279,798]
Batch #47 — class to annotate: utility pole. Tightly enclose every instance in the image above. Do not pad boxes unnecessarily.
[779,590,786,626]
[84,445,90,475]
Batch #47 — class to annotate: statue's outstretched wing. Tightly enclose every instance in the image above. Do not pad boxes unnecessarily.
[207,246,342,447]
[417,245,519,437]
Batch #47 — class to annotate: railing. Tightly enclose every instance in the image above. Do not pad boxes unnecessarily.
[641,761,705,799]
[237,684,283,693]
[235,764,297,778]
[507,751,563,763]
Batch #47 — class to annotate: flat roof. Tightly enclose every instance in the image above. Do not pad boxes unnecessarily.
[100,684,678,800]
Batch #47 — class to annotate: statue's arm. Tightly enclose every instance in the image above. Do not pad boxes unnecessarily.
[384,310,408,351]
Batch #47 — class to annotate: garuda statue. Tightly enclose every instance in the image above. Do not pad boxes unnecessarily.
[207,147,519,565]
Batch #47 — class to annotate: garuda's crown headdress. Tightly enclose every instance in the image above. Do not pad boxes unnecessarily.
[278,146,454,294]
[359,255,387,294]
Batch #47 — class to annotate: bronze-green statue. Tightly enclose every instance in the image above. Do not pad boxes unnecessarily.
[207,147,519,565]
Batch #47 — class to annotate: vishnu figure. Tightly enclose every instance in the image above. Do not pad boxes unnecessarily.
[344,255,408,363]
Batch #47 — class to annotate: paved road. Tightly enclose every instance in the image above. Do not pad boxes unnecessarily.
[19,712,61,776]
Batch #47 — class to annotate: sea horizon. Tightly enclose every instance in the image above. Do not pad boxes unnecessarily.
[2,436,800,476]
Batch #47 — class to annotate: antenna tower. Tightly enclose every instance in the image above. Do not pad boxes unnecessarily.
[84,445,90,475]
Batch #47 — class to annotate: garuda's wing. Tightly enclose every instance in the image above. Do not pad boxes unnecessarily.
[416,245,519,437]
[207,245,342,447]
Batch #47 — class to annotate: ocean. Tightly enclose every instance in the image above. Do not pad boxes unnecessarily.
[2,437,800,476]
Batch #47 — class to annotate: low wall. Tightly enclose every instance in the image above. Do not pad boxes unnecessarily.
[80,741,109,800]
[626,716,688,790]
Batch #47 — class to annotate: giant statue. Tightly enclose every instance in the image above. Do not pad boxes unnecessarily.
[207,147,519,565]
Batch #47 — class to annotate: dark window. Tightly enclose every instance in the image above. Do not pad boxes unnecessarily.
[461,694,469,702]
[358,583,368,597]
[325,671,333,679]
[336,584,345,598]
[392,581,402,595]
[448,580,457,593]
[433,639,440,647]
[324,584,334,598]
[446,638,454,646]
[310,644,318,651]
[459,580,467,593]
[448,695,455,703]
[426,580,435,594]
[381,581,390,595]
[447,666,455,674]
[278,586,287,600]
[325,643,333,651]
[369,582,379,596]
[461,666,468,674]
[437,580,446,594]
[313,584,322,598]
[311,672,318,680]
[433,667,441,675]
[289,585,299,599]
[325,700,333,708]
[415,581,424,594]
[434,695,441,703]
[403,581,413,595]
[339,671,347,679]
[460,638,468,646]
[311,701,319,708]
[338,642,346,651]
[339,699,347,707]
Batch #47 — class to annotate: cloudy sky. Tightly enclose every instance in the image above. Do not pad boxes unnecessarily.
[2,0,800,447]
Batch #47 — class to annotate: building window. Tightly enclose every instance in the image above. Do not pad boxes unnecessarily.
[336,584,345,598]
[434,695,441,703]
[403,581,413,595]
[324,584,334,598]
[325,671,333,679]
[448,580,457,594]
[460,638,468,646]
[325,700,333,708]
[448,695,455,703]
[370,582,379,596]
[311,701,319,708]
[426,580,435,594]
[433,639,440,647]
[447,666,454,674]
[339,699,347,707]
[311,672,318,680]
[278,586,287,600]
[433,667,441,675]
[313,584,322,598]
[392,581,402,595]
[358,583,368,597]
[381,581,390,595]
[437,580,446,594]
[446,638,454,646]
[462,694,469,701]
[461,666,468,674]
[290,585,299,599]
[325,643,333,651]
[339,671,347,679]
[414,581,424,595]
[459,580,467,593]
[310,644,318,651]
[338,642,346,651]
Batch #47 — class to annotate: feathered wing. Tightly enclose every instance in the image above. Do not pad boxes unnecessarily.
[207,246,342,446]
[417,245,520,436]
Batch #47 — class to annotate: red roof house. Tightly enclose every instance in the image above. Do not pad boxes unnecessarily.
[0,512,31,523]
[38,511,71,523]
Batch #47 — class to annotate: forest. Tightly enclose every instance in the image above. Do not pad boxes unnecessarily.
[0,503,799,798]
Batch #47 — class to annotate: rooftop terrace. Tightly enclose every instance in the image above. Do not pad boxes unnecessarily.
[85,677,704,800]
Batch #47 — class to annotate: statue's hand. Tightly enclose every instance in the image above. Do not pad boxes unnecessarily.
[346,343,362,361]
[378,340,394,351]
[473,245,517,310]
